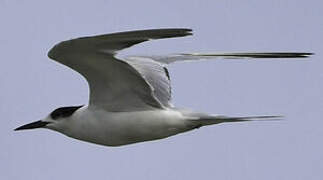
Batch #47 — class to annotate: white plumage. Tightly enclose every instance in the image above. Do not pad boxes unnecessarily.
[15,28,311,146]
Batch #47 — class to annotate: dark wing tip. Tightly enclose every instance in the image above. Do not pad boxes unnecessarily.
[300,52,314,57]
[147,28,193,40]
[273,52,314,58]
[155,28,193,37]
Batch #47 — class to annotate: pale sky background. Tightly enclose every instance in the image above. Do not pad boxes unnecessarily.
[1,0,322,179]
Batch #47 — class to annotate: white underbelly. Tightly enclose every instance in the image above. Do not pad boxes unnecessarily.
[66,107,190,146]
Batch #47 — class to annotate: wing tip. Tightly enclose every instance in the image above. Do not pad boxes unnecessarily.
[179,28,193,36]
[272,52,314,58]
[298,52,314,58]
[150,28,193,39]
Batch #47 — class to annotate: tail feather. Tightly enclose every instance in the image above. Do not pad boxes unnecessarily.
[192,115,283,127]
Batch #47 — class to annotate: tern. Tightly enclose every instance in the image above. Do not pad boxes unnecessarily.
[15,28,312,146]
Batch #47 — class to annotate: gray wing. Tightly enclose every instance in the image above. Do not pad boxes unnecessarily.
[131,52,312,64]
[122,51,312,108]
[47,28,192,111]
[122,52,312,107]
[125,56,172,107]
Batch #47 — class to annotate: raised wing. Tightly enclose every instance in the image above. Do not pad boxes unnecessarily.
[47,28,192,111]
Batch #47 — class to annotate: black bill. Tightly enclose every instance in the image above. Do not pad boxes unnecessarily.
[14,121,50,131]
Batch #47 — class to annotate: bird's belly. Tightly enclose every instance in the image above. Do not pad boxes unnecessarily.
[68,109,190,146]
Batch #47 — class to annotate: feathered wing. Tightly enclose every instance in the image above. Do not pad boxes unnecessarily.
[124,57,172,107]
[124,51,313,109]
[130,52,313,64]
[47,28,312,111]
[47,28,192,111]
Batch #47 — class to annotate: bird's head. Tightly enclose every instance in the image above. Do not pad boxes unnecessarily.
[15,106,83,132]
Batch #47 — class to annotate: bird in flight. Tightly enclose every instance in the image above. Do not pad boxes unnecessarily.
[15,28,312,146]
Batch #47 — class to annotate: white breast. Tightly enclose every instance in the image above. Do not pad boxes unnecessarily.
[64,106,190,146]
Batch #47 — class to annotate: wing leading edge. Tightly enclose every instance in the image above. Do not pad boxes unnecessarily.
[47,28,192,111]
